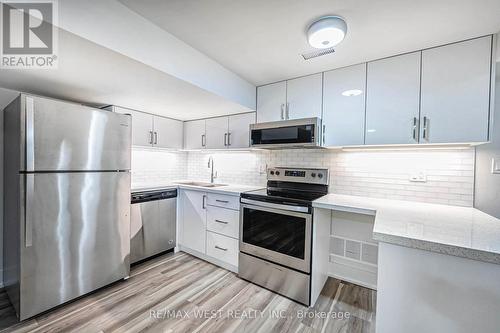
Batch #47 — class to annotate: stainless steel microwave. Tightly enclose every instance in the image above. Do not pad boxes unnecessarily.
[249,117,322,149]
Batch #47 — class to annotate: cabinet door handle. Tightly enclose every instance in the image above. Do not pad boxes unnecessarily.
[214,219,229,224]
[25,174,34,247]
[422,116,429,141]
[215,199,229,203]
[227,132,231,146]
[154,131,158,145]
[149,131,154,145]
[215,245,228,251]
[412,117,419,142]
[202,195,207,209]
[322,124,326,145]
[280,103,285,120]
[224,133,228,146]
[201,134,206,147]
[286,102,290,120]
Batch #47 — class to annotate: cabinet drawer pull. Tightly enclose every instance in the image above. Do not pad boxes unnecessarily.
[215,199,229,203]
[214,219,229,224]
[215,245,228,251]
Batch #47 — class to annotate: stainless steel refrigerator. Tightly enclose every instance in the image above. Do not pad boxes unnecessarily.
[3,94,132,320]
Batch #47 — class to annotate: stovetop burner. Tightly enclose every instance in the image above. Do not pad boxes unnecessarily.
[241,167,329,207]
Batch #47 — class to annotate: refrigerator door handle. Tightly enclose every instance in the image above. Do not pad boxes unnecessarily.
[26,96,35,171]
[25,174,34,247]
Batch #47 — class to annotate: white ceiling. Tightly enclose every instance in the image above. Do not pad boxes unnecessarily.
[0,29,250,121]
[120,0,500,86]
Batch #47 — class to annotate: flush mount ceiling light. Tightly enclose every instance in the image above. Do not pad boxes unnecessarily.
[341,89,363,97]
[307,16,347,49]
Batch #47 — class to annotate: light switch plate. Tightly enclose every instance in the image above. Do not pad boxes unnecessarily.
[492,158,500,174]
[259,164,268,174]
[409,172,427,182]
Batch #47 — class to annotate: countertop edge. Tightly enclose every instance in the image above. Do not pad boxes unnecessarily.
[132,183,264,196]
[373,231,500,265]
[312,202,376,216]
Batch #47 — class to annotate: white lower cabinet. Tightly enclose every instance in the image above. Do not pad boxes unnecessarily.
[179,189,240,271]
[206,231,239,267]
[180,190,207,254]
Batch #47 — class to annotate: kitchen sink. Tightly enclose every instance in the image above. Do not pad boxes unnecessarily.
[175,181,228,188]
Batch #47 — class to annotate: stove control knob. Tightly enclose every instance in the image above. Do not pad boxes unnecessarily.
[311,173,316,178]
[318,173,323,179]
[275,171,280,176]
[270,170,275,175]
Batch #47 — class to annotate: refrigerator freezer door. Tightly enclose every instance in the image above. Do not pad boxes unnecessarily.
[24,95,131,172]
[19,172,130,320]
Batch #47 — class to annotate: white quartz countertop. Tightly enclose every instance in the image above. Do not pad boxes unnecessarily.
[313,194,500,265]
[132,181,264,196]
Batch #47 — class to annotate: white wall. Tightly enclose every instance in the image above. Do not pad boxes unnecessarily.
[475,61,500,218]
[186,148,475,207]
[0,88,21,287]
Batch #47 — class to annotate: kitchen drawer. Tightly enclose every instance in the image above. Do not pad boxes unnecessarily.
[207,193,240,210]
[207,206,240,239]
[206,231,238,267]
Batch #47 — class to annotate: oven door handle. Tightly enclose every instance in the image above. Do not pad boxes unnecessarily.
[240,198,310,213]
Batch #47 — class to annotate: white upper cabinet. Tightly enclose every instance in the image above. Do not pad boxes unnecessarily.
[125,109,154,147]
[256,81,286,122]
[153,116,183,149]
[286,73,323,120]
[228,112,255,148]
[420,36,493,144]
[184,119,206,149]
[112,106,183,149]
[206,117,229,149]
[323,64,367,146]
[366,52,421,145]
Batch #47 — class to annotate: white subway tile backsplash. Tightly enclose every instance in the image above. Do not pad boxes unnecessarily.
[186,148,474,206]
[131,148,187,188]
[131,147,475,207]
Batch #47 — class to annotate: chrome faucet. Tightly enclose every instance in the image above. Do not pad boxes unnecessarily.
[208,156,217,183]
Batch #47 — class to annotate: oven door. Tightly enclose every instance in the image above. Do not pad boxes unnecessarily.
[240,202,312,273]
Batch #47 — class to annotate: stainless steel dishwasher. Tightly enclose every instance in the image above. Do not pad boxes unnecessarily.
[130,188,177,264]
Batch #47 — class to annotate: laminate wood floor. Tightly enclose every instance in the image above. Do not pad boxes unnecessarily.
[0,252,376,333]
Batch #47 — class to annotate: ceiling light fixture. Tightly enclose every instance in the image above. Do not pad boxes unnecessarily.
[307,16,347,49]
[342,89,363,97]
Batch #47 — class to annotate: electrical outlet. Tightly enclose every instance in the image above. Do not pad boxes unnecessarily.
[409,172,427,182]
[492,158,500,174]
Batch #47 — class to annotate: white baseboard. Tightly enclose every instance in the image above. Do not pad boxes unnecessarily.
[328,259,377,290]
